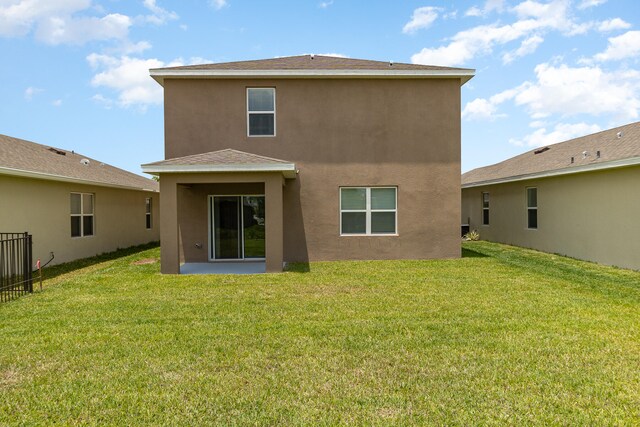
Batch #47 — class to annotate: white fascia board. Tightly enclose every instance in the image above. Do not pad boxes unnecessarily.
[150,68,475,86]
[141,163,298,179]
[0,166,158,192]
[462,156,640,188]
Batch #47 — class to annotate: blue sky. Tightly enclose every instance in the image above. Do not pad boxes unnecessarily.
[1,0,639,174]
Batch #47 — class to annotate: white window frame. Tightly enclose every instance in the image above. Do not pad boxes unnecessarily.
[247,87,276,137]
[70,192,94,238]
[145,197,152,230]
[481,192,490,226]
[340,187,398,236]
[526,187,538,230]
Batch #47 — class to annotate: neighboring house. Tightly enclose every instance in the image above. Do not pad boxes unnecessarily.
[142,55,474,273]
[462,122,640,271]
[0,134,160,266]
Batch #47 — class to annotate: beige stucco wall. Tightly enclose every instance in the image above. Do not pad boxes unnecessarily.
[0,175,160,266]
[162,77,462,263]
[461,166,640,271]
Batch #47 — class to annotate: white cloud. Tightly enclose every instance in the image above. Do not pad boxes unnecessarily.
[318,0,333,8]
[116,40,152,55]
[462,98,500,120]
[210,0,227,10]
[24,86,43,100]
[37,13,131,45]
[443,10,458,20]
[411,0,584,66]
[88,54,178,108]
[515,63,640,119]
[462,87,518,120]
[465,7,482,17]
[142,0,178,25]
[0,0,132,44]
[91,93,113,108]
[51,99,62,107]
[594,30,640,62]
[509,122,601,146]
[577,0,607,9]
[403,6,440,34]
[87,54,211,109]
[597,18,631,33]
[465,0,505,17]
[503,34,544,63]
[464,62,640,123]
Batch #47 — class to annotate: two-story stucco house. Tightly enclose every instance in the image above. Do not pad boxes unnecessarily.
[142,55,474,273]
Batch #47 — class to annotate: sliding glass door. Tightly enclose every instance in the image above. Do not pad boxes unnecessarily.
[210,195,265,260]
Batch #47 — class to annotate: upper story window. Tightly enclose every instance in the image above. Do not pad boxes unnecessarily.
[340,187,397,236]
[71,193,94,237]
[482,192,490,226]
[247,88,275,137]
[527,187,537,229]
[145,198,152,229]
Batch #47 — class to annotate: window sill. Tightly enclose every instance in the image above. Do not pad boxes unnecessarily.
[340,234,399,237]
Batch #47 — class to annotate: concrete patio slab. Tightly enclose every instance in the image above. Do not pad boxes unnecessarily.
[180,261,266,275]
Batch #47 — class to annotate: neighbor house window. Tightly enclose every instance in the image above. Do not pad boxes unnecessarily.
[527,187,537,229]
[71,193,94,237]
[145,197,152,229]
[340,187,397,235]
[247,88,275,136]
[482,192,490,225]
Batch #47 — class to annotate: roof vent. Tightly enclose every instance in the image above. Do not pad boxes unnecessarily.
[310,54,315,59]
[80,158,90,166]
[596,150,601,158]
[617,131,623,138]
[570,156,574,164]
[534,146,550,154]
[48,147,66,156]
[582,151,588,159]
[389,60,394,66]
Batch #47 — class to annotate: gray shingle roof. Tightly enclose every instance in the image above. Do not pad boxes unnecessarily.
[462,121,640,186]
[151,54,473,72]
[143,149,291,167]
[0,134,158,191]
[141,149,297,178]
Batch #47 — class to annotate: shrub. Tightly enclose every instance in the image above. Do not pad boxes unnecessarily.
[463,230,480,241]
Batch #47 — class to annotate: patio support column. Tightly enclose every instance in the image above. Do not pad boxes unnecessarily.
[159,176,180,274]
[265,174,284,272]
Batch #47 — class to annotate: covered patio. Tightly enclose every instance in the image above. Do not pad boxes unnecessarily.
[142,149,297,274]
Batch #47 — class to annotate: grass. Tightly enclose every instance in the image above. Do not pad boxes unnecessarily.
[1,241,639,425]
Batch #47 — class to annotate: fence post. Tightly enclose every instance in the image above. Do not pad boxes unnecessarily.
[26,233,33,293]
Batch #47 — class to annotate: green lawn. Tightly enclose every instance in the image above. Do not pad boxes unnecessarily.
[1,242,639,425]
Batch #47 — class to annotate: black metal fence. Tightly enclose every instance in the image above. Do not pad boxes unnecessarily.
[0,232,33,303]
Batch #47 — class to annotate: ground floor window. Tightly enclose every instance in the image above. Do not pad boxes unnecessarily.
[482,192,490,225]
[70,193,94,237]
[340,187,397,235]
[145,198,152,229]
[527,187,537,229]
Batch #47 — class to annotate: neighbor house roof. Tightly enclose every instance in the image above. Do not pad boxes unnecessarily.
[142,149,297,179]
[0,134,159,192]
[150,55,475,85]
[462,121,640,188]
